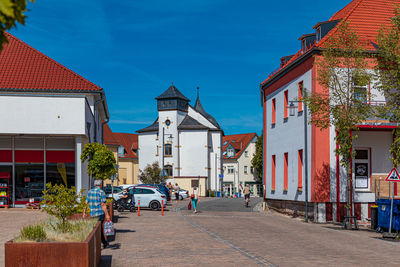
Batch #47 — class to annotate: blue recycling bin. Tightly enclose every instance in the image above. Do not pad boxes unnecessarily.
[377,199,400,231]
[216,191,221,198]
[239,192,242,198]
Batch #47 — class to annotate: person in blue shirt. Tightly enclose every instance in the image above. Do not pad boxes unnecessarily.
[84,179,111,248]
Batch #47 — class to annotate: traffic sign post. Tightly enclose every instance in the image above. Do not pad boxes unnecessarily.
[385,168,400,234]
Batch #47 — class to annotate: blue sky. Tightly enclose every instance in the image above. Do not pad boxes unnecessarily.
[11,0,351,135]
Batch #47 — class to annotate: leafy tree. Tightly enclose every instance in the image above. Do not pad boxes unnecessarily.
[138,162,163,184]
[303,21,373,229]
[251,134,263,181]
[375,5,400,168]
[80,142,117,181]
[0,0,34,50]
[40,183,87,232]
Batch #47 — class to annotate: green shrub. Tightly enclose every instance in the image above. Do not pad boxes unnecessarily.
[40,183,87,232]
[20,225,47,242]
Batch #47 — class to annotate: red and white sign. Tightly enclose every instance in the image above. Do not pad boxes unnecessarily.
[386,168,400,182]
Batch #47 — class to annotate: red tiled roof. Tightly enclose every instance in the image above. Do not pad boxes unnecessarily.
[112,132,138,159]
[0,32,102,91]
[103,124,119,146]
[261,0,400,85]
[222,133,257,160]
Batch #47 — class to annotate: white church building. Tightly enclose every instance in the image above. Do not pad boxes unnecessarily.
[137,85,223,196]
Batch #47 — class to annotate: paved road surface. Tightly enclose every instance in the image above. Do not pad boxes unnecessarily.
[100,198,398,267]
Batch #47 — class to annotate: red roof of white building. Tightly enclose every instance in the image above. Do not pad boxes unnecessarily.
[261,0,400,86]
[222,133,257,160]
[0,32,102,92]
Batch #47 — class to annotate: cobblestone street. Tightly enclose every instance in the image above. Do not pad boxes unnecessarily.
[1,198,399,267]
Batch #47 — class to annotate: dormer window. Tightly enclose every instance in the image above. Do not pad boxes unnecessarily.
[118,145,125,157]
[316,27,321,42]
[227,148,235,157]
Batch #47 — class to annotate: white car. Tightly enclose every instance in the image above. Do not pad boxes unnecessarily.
[172,189,189,200]
[116,186,167,210]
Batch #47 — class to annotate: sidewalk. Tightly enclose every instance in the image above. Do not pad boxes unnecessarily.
[0,209,49,266]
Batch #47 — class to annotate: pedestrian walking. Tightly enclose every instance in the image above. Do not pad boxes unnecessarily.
[84,179,111,249]
[167,182,173,201]
[174,183,180,202]
[191,187,199,213]
[243,184,251,207]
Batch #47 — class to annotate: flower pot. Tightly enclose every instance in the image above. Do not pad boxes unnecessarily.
[5,222,101,267]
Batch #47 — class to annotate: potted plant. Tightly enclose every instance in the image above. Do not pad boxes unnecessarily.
[5,184,101,267]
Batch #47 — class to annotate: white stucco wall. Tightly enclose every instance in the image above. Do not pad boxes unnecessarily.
[188,106,217,129]
[265,70,312,202]
[138,132,158,172]
[179,130,208,177]
[0,95,87,135]
[209,131,222,190]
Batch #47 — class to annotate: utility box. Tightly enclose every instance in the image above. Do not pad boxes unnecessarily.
[377,199,400,231]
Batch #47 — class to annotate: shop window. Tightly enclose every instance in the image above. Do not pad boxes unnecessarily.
[46,163,75,187]
[15,164,44,203]
[164,144,172,156]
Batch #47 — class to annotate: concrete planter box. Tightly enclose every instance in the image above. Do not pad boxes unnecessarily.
[5,222,101,267]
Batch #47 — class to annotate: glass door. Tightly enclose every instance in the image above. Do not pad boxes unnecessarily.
[354,149,370,190]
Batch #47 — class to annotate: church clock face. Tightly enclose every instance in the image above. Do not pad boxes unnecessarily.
[165,119,171,126]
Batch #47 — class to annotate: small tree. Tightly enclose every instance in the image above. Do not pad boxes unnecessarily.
[0,0,34,51]
[303,21,373,229]
[375,5,400,168]
[251,134,263,181]
[80,142,117,181]
[138,162,163,184]
[40,183,87,232]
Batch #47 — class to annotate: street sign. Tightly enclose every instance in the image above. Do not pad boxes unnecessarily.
[219,174,223,179]
[385,168,400,182]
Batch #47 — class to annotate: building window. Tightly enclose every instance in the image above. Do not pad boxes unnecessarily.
[223,141,228,146]
[316,26,321,42]
[250,166,254,174]
[118,146,125,157]
[244,166,248,174]
[284,90,288,119]
[298,81,303,112]
[164,165,173,177]
[352,76,368,102]
[272,98,276,124]
[227,149,235,157]
[271,155,276,191]
[284,152,288,191]
[228,166,235,174]
[244,151,248,157]
[164,144,172,156]
[298,149,303,190]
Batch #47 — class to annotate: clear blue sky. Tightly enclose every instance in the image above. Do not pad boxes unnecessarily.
[11,0,351,135]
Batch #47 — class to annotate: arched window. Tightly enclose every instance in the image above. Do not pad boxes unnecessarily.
[164,165,173,177]
[164,144,172,156]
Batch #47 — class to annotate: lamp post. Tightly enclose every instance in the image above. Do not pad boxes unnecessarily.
[287,89,309,223]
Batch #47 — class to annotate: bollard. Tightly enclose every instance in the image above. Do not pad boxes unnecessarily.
[138,200,140,216]
[161,200,164,216]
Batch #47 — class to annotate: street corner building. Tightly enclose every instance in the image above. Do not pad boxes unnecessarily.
[0,32,110,206]
[260,0,400,223]
[222,133,262,197]
[103,124,139,186]
[137,85,223,196]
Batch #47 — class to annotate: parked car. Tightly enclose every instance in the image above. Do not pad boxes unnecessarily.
[104,186,123,196]
[139,184,170,201]
[177,189,189,200]
[114,186,167,210]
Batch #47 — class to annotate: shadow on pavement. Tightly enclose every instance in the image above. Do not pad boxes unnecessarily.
[116,229,136,233]
[100,255,112,267]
